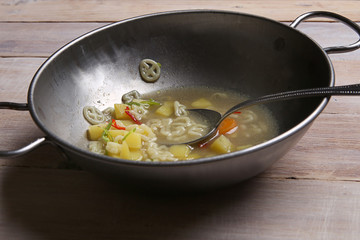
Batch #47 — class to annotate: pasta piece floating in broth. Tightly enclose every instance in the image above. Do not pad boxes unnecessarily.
[139,59,161,82]
[102,107,114,122]
[122,90,141,104]
[83,106,106,125]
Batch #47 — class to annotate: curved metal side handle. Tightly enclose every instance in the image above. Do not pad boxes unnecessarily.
[0,102,46,158]
[290,11,360,54]
[0,102,68,160]
[0,137,47,158]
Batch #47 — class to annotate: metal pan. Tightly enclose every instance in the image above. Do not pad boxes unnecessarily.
[1,10,360,191]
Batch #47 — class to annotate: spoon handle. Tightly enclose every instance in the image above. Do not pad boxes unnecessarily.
[222,83,360,119]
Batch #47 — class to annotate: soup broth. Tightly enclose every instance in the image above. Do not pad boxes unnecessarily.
[83,87,278,161]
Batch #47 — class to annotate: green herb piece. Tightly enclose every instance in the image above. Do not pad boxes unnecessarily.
[140,99,160,106]
[127,99,160,107]
[127,101,141,106]
[102,121,113,142]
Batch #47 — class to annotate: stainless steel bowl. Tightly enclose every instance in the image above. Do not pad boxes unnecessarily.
[1,10,360,191]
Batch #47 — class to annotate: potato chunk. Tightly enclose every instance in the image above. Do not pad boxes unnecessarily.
[210,135,233,154]
[155,101,174,117]
[87,124,105,140]
[120,120,135,126]
[124,132,142,150]
[169,144,191,159]
[119,141,130,159]
[191,98,212,108]
[109,130,127,140]
[114,103,131,120]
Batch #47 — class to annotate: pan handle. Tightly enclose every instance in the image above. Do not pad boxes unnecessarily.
[0,102,52,158]
[290,11,360,54]
[0,137,47,157]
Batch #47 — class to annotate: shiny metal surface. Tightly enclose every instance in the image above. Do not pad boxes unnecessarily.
[4,10,360,190]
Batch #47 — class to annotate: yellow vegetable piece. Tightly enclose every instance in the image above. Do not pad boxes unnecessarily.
[169,144,191,159]
[87,124,105,140]
[155,101,174,117]
[119,141,130,159]
[210,135,233,154]
[124,132,142,150]
[191,98,212,108]
[114,103,131,120]
[120,120,134,126]
[108,130,128,140]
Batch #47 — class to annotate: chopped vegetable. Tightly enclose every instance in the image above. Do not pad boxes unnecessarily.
[191,98,212,108]
[108,130,127,140]
[124,132,142,150]
[155,101,174,117]
[102,121,113,142]
[119,141,130,159]
[125,106,142,124]
[169,145,191,159]
[122,127,136,142]
[112,119,126,130]
[114,103,132,120]
[210,135,233,154]
[127,99,160,107]
[126,101,141,106]
[218,118,238,135]
[140,99,160,106]
[87,124,106,140]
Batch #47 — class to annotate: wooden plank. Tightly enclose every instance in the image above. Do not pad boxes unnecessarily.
[0,0,360,22]
[0,23,106,57]
[1,22,359,57]
[263,111,360,181]
[1,167,360,240]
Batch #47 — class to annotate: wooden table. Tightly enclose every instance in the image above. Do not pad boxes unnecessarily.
[1,1,360,239]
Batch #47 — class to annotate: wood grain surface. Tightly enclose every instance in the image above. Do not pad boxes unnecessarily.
[1,1,360,239]
[1,0,360,22]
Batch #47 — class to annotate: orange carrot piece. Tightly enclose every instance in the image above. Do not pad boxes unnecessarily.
[218,118,238,135]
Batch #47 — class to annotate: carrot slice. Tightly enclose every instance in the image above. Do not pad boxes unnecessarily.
[218,118,238,135]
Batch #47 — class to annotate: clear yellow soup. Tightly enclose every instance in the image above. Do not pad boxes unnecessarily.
[84,87,279,162]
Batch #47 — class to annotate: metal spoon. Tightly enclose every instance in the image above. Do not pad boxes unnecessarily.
[184,83,360,145]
